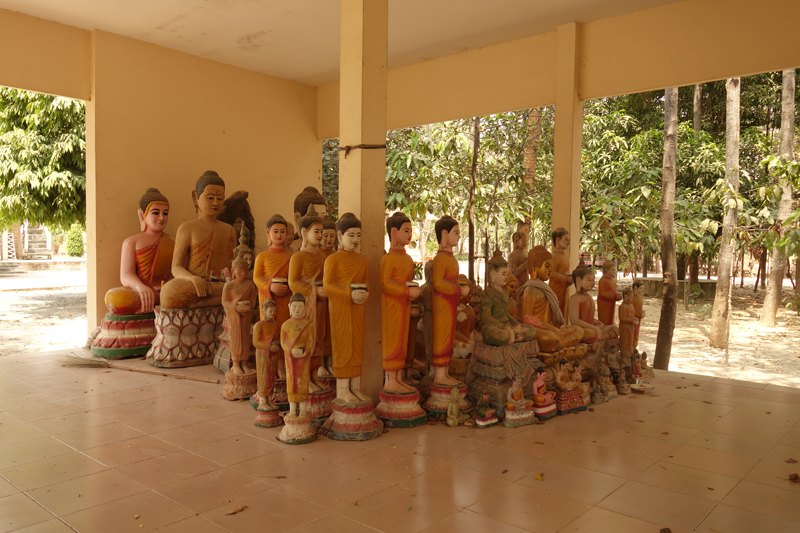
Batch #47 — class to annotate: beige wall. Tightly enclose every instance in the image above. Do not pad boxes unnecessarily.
[86,31,320,329]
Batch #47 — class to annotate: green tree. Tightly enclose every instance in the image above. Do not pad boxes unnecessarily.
[0,88,86,230]
[65,223,84,257]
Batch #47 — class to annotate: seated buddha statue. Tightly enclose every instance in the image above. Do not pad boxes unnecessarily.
[555,358,585,393]
[505,378,534,412]
[160,171,238,309]
[517,245,583,352]
[568,266,619,343]
[104,188,174,315]
[479,251,535,346]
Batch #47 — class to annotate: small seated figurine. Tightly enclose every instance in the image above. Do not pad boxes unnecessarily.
[630,352,643,383]
[597,260,622,326]
[555,358,580,393]
[518,245,583,352]
[532,369,556,406]
[590,370,606,404]
[221,258,258,374]
[599,362,618,400]
[446,386,470,427]
[571,361,592,402]
[474,391,498,428]
[618,288,638,362]
[505,378,533,412]
[480,251,535,346]
[640,351,655,380]
[554,357,589,413]
[616,370,631,395]
[568,266,619,343]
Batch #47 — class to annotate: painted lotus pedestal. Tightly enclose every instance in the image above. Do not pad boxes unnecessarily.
[321,213,383,441]
[374,213,426,429]
[93,188,174,358]
[148,171,237,368]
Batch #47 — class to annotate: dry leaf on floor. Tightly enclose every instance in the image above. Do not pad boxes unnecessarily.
[133,515,139,519]
[702,401,713,404]
[707,487,715,491]
[660,528,672,533]
[789,473,799,482]
[501,469,508,474]
[533,474,544,481]
[534,441,545,445]
[662,432,670,435]
[225,505,248,516]
[636,420,645,423]
[786,458,797,464]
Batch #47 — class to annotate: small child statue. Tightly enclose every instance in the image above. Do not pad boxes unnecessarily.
[222,258,258,374]
[446,387,470,427]
[253,299,280,415]
[618,288,638,366]
[597,260,622,326]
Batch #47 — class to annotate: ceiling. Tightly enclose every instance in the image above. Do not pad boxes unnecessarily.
[0,0,679,86]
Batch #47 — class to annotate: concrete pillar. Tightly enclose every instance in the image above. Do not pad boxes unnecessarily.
[338,0,388,401]
[552,22,583,272]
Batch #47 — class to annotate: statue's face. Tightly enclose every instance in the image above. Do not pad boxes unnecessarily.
[197,185,225,217]
[268,223,287,247]
[491,266,508,289]
[445,225,461,248]
[579,273,595,292]
[304,223,323,247]
[322,229,336,250]
[339,227,361,252]
[264,305,276,320]
[604,263,616,277]
[556,233,570,251]
[515,233,527,250]
[394,222,413,247]
[143,202,169,233]
[233,262,248,281]
[508,278,517,296]
[243,253,253,268]
[289,300,305,318]
[535,259,552,281]
[633,285,643,296]
[623,291,633,304]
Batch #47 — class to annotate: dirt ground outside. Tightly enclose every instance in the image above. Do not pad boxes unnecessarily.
[1,280,798,388]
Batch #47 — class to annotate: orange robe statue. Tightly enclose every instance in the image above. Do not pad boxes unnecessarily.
[253,309,279,405]
[380,249,414,372]
[618,300,636,359]
[253,248,292,325]
[432,250,460,367]
[632,290,644,348]
[281,312,315,403]
[288,249,326,373]
[597,274,618,326]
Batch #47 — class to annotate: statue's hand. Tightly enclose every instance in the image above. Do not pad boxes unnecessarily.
[137,286,157,313]
[270,282,289,297]
[460,285,469,297]
[190,275,212,298]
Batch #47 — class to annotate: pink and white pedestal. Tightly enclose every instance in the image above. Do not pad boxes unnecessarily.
[254,404,281,428]
[534,401,557,421]
[277,414,316,445]
[422,382,472,417]
[308,388,335,426]
[374,389,427,428]
[502,408,537,428]
[322,399,383,441]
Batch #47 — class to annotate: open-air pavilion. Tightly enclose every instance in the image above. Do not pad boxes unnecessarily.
[1,1,800,531]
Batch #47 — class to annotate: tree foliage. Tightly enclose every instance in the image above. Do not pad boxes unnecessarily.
[0,88,86,230]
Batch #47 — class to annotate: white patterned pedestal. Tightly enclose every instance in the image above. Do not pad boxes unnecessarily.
[146,306,225,368]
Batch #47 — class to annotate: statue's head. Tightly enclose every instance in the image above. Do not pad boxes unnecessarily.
[192,171,225,217]
[535,369,546,382]
[137,188,169,233]
[559,357,570,371]
[633,279,644,295]
[434,216,459,247]
[386,212,412,248]
[450,386,460,400]
[424,261,434,283]
[552,227,570,251]
[285,223,295,249]
[572,265,595,291]
[321,214,336,250]
[261,298,277,320]
[602,259,616,277]
[622,287,633,303]
[289,292,306,318]
[299,212,324,248]
[512,230,527,251]
[266,214,289,248]
[293,186,326,230]
[457,274,472,303]
[231,257,249,281]
[507,272,518,298]
[336,212,362,252]
[487,250,509,290]
[528,245,553,281]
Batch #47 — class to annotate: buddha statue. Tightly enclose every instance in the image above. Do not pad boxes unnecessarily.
[319,214,336,377]
[320,214,336,257]
[505,378,534,412]
[160,171,238,309]
[507,272,519,320]
[479,251,535,346]
[221,257,257,374]
[281,292,316,417]
[253,298,280,411]
[105,188,174,315]
[431,216,469,386]
[632,280,645,348]
[474,391,498,428]
[288,212,328,392]
[446,387,470,427]
[380,212,421,393]
[518,245,583,352]
[533,369,556,406]
[555,357,589,397]
[253,214,292,322]
[455,274,476,347]
[284,223,296,252]
[323,212,371,403]
[618,287,638,361]
[508,230,529,287]
[291,186,327,252]
[597,260,622,326]
[419,261,435,366]
[549,227,572,318]
[568,266,619,343]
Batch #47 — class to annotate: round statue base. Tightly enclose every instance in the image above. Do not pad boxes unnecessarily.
[146,306,225,368]
[91,313,156,358]
[631,383,655,394]
[321,398,383,441]
[221,369,258,401]
[273,379,289,411]
[423,382,472,416]
[503,408,537,428]
[277,414,317,445]
[475,414,499,428]
[555,390,587,415]
[534,402,557,421]
[616,382,631,395]
[308,388,335,426]
[254,405,282,428]
[318,375,336,390]
[374,389,427,428]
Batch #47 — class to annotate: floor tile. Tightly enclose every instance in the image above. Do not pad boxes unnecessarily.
[0,420,47,446]
[0,392,56,412]
[152,421,241,449]
[0,493,54,533]
[497,430,584,459]
[115,450,222,488]
[743,460,800,493]
[0,436,74,470]
[82,435,180,468]
[535,418,615,443]
[192,433,282,466]
[517,461,625,505]
[402,462,511,508]
[618,418,701,444]
[89,400,166,421]
[339,486,460,533]
[55,421,145,450]
[721,479,800,523]
[27,469,147,516]
[457,445,550,482]
[593,431,680,460]
[423,509,527,533]
[393,431,486,462]
[28,411,114,435]
[686,429,774,459]
[557,507,677,533]
[469,483,590,533]
[8,401,88,423]
[303,433,387,465]
[778,427,800,448]
[0,479,18,498]
[597,480,716,531]
[62,490,194,532]
[661,443,759,478]
[280,464,394,510]
[695,502,800,533]
[201,487,327,533]
[10,519,76,533]
[158,467,271,513]
[150,516,228,533]
[0,452,108,491]
[633,460,740,501]
[288,512,384,533]
[760,443,800,465]
[342,446,445,484]
[229,447,332,486]
[68,390,147,410]
[706,417,788,443]
[556,445,654,480]
[181,399,249,420]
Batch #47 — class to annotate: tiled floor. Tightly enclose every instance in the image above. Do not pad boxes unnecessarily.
[1,350,800,532]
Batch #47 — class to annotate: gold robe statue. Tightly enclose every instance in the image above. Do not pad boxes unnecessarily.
[281,313,315,403]
[324,248,369,379]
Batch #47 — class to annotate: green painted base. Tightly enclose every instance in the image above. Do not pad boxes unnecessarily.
[379,413,427,428]
[90,345,149,359]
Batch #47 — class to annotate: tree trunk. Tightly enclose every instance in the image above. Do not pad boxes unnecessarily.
[676,253,687,281]
[754,251,762,293]
[643,251,649,277]
[760,71,795,325]
[740,249,745,288]
[694,84,703,138]
[418,218,428,273]
[523,108,543,231]
[654,87,679,371]
[759,248,767,290]
[710,78,741,349]
[468,117,480,285]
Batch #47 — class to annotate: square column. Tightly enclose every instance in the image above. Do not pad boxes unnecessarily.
[552,22,583,271]
[338,0,388,400]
